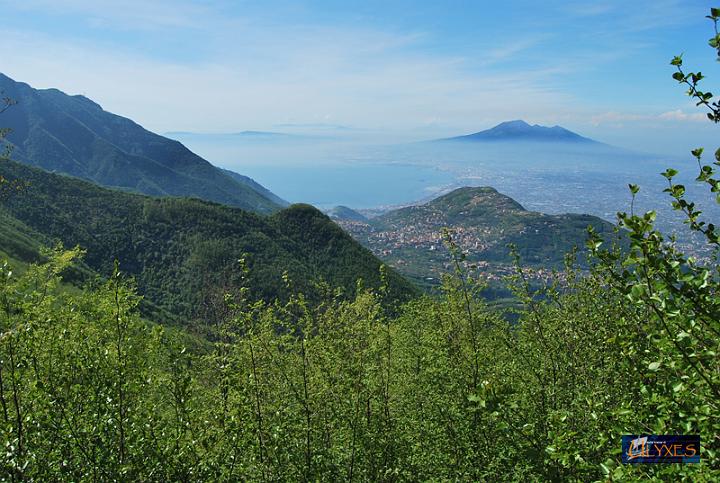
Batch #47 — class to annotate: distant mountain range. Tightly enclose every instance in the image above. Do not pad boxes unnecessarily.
[0,73,284,214]
[437,120,599,144]
[337,186,621,289]
[165,130,295,139]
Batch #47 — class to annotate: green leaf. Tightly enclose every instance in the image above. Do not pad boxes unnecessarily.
[677,330,690,340]
[662,168,678,179]
[648,361,661,371]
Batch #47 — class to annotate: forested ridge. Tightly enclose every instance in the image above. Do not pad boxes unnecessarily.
[0,9,718,482]
[0,159,416,325]
[0,73,284,214]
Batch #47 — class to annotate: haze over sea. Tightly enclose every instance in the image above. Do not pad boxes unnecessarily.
[169,128,718,253]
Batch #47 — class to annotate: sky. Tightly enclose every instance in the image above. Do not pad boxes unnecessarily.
[0,0,718,154]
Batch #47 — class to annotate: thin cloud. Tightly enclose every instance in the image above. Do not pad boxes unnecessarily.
[563,0,694,30]
[0,0,212,31]
[479,35,552,66]
[591,109,707,126]
[658,109,707,122]
[564,3,615,17]
[0,24,574,134]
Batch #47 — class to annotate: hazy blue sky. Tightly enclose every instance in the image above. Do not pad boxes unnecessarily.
[0,0,718,154]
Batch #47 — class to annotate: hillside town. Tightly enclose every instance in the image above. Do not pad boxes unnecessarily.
[337,216,572,287]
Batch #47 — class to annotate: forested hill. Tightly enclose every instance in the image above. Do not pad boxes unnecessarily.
[0,73,283,214]
[374,186,619,265]
[0,160,417,323]
[339,186,621,286]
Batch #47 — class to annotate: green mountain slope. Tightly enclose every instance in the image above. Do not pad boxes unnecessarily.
[338,186,620,287]
[0,73,282,214]
[0,160,417,323]
[0,208,45,267]
[219,167,289,207]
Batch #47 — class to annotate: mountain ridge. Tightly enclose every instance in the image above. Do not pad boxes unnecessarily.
[0,72,283,214]
[219,168,289,207]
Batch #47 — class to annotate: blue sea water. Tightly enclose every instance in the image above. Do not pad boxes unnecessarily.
[167,134,457,209]
[238,162,455,209]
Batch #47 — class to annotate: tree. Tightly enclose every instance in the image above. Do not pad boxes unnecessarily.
[586,7,720,479]
[0,93,15,160]
[1,93,18,197]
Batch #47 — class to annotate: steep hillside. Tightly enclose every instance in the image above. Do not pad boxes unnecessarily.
[0,73,282,213]
[0,208,45,267]
[0,160,417,323]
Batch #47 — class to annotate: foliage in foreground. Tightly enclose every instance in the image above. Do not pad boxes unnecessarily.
[0,7,718,482]
[0,216,717,481]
